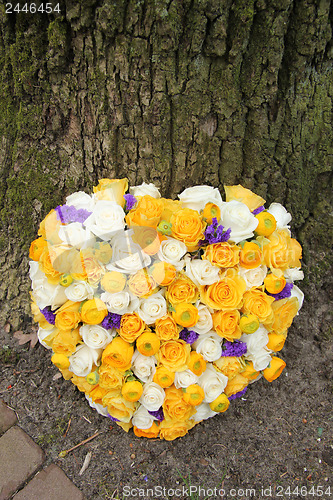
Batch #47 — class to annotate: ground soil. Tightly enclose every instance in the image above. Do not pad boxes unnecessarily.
[1,292,332,500]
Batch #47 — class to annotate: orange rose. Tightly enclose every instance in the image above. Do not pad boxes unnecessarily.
[271,297,299,335]
[136,331,160,356]
[153,366,175,388]
[182,384,205,406]
[241,361,260,381]
[213,309,241,341]
[102,337,134,372]
[242,287,275,327]
[89,386,108,405]
[187,351,206,376]
[128,270,156,297]
[119,313,145,343]
[131,227,162,255]
[170,208,206,251]
[267,332,286,351]
[203,242,240,268]
[159,419,196,441]
[156,340,191,372]
[163,386,195,421]
[166,274,199,304]
[81,298,108,325]
[171,303,199,328]
[155,315,179,341]
[55,301,81,331]
[200,269,246,310]
[263,356,286,382]
[264,272,286,294]
[126,195,163,228]
[29,237,48,261]
[134,422,160,438]
[202,203,221,224]
[98,364,124,390]
[224,184,265,211]
[239,242,262,269]
[255,211,276,237]
[263,229,302,270]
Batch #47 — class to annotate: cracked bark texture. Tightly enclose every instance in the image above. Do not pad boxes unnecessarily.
[0,0,332,329]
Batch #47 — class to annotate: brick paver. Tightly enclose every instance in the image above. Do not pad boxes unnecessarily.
[0,400,17,436]
[0,426,45,500]
[13,464,85,500]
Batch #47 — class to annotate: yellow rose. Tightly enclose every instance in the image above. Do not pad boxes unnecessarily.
[202,203,221,224]
[71,375,97,394]
[70,249,104,285]
[29,237,48,261]
[155,315,179,341]
[160,198,182,223]
[212,309,241,341]
[89,386,108,405]
[209,393,230,413]
[241,361,260,381]
[128,270,156,298]
[39,246,63,284]
[159,419,196,441]
[98,364,124,390]
[101,271,126,293]
[170,208,206,251]
[241,287,275,327]
[93,178,128,207]
[134,422,160,438]
[163,386,195,421]
[136,331,160,356]
[264,272,286,294]
[171,303,199,328]
[203,242,240,268]
[267,332,286,351]
[81,298,108,325]
[52,328,81,356]
[121,380,143,402]
[93,241,113,264]
[224,373,248,397]
[200,268,246,310]
[156,340,191,372]
[59,367,74,380]
[38,209,62,243]
[224,185,265,211]
[255,211,276,237]
[51,353,70,370]
[166,274,199,304]
[239,314,260,334]
[150,261,176,286]
[182,384,205,406]
[55,301,81,331]
[116,421,133,432]
[131,226,162,255]
[102,336,134,372]
[239,242,263,269]
[187,351,206,376]
[30,295,54,330]
[271,297,299,335]
[126,195,163,228]
[153,366,175,388]
[263,229,302,270]
[119,313,145,343]
[263,356,286,382]
[214,357,243,380]
[102,394,137,422]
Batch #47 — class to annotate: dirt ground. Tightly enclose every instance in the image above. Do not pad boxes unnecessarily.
[1,281,332,500]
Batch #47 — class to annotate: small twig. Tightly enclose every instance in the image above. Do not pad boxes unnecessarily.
[58,431,100,458]
[63,417,72,438]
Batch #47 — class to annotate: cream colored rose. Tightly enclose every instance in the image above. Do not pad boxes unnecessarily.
[31,277,67,311]
[58,223,94,249]
[238,265,268,289]
[192,303,214,334]
[130,182,161,199]
[86,395,109,417]
[192,332,222,362]
[220,201,258,243]
[139,382,165,411]
[190,403,218,421]
[174,369,199,389]
[132,406,156,430]
[106,231,151,274]
[66,191,95,211]
[84,201,125,240]
[80,324,115,350]
[137,292,167,325]
[178,185,223,212]
[65,281,95,302]
[132,351,157,383]
[100,291,139,315]
[198,364,228,403]
[184,256,220,286]
[69,344,102,377]
[157,237,187,271]
[284,267,304,282]
[267,203,291,230]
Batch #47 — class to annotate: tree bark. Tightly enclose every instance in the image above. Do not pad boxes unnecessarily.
[0,0,332,330]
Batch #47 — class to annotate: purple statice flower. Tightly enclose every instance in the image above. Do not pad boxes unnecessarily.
[39,306,56,325]
[101,313,122,330]
[107,414,120,422]
[228,387,248,401]
[266,282,294,300]
[221,340,247,357]
[123,194,137,211]
[179,328,199,344]
[148,407,164,421]
[252,206,265,216]
[200,218,231,245]
[55,205,92,224]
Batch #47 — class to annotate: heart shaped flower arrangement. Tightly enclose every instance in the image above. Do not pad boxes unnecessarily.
[29,179,303,440]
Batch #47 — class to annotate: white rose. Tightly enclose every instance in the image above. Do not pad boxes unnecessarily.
[267,202,291,230]
[184,256,220,286]
[198,364,228,403]
[247,349,272,371]
[193,331,222,362]
[38,327,56,349]
[132,351,157,383]
[192,304,214,334]
[106,230,151,274]
[29,261,44,281]
[130,182,161,199]
[139,382,165,412]
[238,265,268,289]
[220,200,259,243]
[190,403,218,421]
[84,201,125,241]
[284,267,304,282]
[69,344,102,377]
[290,285,304,312]
[137,293,167,325]
[65,281,95,302]
[31,278,67,311]
[100,291,139,315]
[66,191,95,211]
[80,324,115,350]
[58,223,94,249]
[132,406,156,430]
[174,369,199,389]
[157,237,187,271]
[178,185,223,212]
[86,395,109,417]
[241,325,269,353]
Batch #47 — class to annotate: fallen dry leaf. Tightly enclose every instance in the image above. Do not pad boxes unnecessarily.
[13,331,38,349]
[4,323,10,333]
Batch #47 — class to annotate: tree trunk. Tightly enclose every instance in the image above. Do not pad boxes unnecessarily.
[0,0,332,330]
